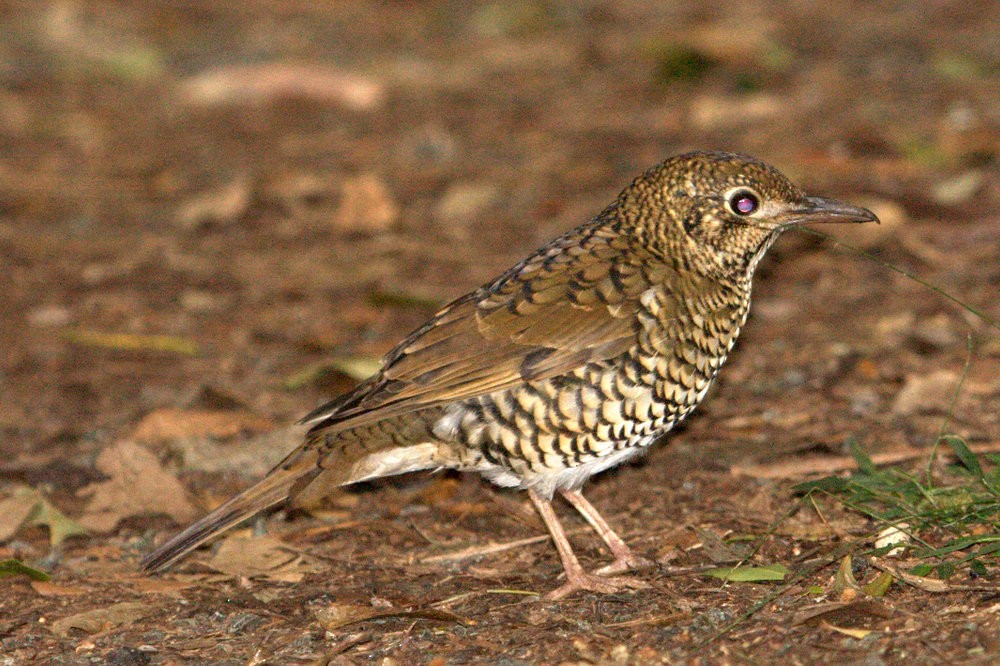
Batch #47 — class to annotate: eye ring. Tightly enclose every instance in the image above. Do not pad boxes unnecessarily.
[728,189,759,216]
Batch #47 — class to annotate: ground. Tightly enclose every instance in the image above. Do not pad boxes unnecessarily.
[1,1,999,664]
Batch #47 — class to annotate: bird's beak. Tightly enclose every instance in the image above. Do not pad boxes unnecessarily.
[780,196,879,227]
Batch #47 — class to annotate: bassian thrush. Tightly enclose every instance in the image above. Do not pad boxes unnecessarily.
[142,151,877,598]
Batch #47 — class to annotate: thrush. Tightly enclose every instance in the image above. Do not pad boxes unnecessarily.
[142,151,877,598]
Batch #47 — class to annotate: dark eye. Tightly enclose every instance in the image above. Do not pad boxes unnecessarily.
[729,190,759,215]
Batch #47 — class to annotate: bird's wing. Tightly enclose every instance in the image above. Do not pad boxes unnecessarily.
[304,226,676,433]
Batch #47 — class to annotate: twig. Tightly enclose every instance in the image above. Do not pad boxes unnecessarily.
[869,557,1000,594]
[420,527,590,563]
[731,441,1000,480]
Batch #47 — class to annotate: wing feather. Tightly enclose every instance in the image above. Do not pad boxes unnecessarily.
[303,227,676,434]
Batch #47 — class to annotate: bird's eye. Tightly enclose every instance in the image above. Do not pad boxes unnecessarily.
[728,190,759,216]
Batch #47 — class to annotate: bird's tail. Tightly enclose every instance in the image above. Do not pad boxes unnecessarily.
[140,451,321,574]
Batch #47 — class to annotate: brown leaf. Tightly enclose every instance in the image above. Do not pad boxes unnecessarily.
[175,177,253,229]
[127,577,202,597]
[331,174,398,234]
[76,441,197,532]
[693,527,750,564]
[48,601,151,637]
[820,621,874,639]
[0,489,40,541]
[205,535,325,583]
[314,602,467,631]
[180,63,384,110]
[892,370,960,416]
[130,408,274,444]
[30,581,91,597]
[158,425,303,476]
[792,599,895,627]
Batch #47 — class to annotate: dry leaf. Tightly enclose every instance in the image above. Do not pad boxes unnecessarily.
[0,488,88,545]
[821,621,874,639]
[31,581,91,596]
[61,329,199,356]
[331,174,398,233]
[159,425,302,476]
[48,601,151,637]
[0,489,41,541]
[127,577,201,597]
[792,599,894,627]
[314,603,466,631]
[205,535,325,583]
[892,370,960,416]
[77,441,197,531]
[693,527,750,564]
[175,177,253,229]
[130,407,274,444]
[180,63,383,110]
[831,555,862,599]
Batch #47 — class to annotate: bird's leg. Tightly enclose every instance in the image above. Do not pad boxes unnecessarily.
[527,489,647,599]
[559,489,655,575]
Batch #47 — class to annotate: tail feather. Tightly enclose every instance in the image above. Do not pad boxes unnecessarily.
[142,410,447,574]
[140,454,320,573]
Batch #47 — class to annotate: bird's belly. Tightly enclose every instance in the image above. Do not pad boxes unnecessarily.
[477,438,656,498]
[435,348,730,496]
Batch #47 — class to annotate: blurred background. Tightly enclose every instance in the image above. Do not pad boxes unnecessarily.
[0,1,997,659]
[3,1,995,454]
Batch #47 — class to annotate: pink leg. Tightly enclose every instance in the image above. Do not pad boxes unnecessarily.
[528,489,647,599]
[560,489,654,575]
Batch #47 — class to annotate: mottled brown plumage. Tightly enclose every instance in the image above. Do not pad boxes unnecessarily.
[142,151,877,598]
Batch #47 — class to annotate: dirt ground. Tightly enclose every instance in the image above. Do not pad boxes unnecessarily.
[1,1,998,664]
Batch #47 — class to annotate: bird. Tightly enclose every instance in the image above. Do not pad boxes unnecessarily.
[141,151,877,598]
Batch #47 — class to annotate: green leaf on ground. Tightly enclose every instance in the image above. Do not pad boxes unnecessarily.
[705,563,789,582]
[0,559,51,581]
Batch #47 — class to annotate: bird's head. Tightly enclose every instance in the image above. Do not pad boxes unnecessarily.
[620,151,878,283]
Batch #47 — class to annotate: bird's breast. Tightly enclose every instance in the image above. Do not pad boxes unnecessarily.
[436,283,751,491]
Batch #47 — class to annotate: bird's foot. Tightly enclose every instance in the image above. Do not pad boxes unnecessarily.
[543,570,649,600]
[594,552,655,576]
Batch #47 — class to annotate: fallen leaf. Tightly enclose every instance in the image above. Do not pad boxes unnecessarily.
[29,497,89,545]
[331,174,397,234]
[0,490,41,541]
[821,621,874,639]
[0,559,50,581]
[48,601,151,637]
[62,329,199,356]
[862,571,895,598]
[869,557,950,592]
[205,535,325,583]
[892,370,960,416]
[130,407,274,444]
[160,425,303,476]
[127,577,201,597]
[180,63,384,110]
[791,599,894,627]
[314,603,467,631]
[435,181,500,226]
[831,555,863,599]
[704,563,789,582]
[30,580,89,596]
[175,177,253,229]
[693,527,750,564]
[0,487,89,545]
[77,440,197,531]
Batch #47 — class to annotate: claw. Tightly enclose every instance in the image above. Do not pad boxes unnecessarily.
[594,553,655,576]
[544,571,649,600]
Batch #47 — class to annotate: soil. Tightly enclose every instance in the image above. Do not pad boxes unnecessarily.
[1,2,998,664]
